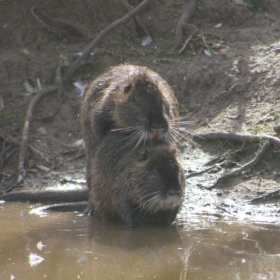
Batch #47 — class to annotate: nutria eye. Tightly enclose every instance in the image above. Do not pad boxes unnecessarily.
[139,151,149,162]
[123,84,132,94]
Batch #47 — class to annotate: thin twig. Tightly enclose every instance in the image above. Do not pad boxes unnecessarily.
[118,0,152,39]
[44,153,85,174]
[178,34,193,54]
[0,128,45,159]
[214,204,231,214]
[18,87,58,182]
[186,166,217,178]
[178,24,198,54]
[64,0,152,80]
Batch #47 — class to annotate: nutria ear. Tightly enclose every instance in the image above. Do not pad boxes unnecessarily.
[138,149,149,162]
[123,84,132,94]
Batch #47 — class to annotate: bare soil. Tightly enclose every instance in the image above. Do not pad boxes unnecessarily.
[1,0,280,218]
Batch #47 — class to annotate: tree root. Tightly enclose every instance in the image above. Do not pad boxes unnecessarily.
[193,131,280,189]
[250,190,280,205]
[210,142,269,189]
[175,0,197,48]
[197,132,280,147]
[31,5,88,40]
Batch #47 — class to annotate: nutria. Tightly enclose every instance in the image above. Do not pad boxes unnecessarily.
[80,65,179,182]
[85,130,186,227]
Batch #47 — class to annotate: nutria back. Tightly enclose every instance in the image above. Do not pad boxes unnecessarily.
[80,64,179,161]
[87,131,186,226]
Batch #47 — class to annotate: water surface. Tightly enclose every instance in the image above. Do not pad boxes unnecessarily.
[1,202,280,280]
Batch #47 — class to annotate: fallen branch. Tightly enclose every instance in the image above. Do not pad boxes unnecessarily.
[64,0,152,80]
[0,188,88,203]
[175,0,197,48]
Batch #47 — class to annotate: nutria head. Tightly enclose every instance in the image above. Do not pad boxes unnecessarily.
[128,145,185,215]
[100,65,179,148]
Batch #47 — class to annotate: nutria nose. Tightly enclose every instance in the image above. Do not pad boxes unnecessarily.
[167,189,181,197]
[151,123,166,132]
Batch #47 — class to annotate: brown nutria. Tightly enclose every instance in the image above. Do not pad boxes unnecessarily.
[85,130,186,227]
[80,65,179,175]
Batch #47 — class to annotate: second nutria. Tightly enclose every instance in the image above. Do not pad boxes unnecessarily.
[80,64,179,163]
[85,130,186,227]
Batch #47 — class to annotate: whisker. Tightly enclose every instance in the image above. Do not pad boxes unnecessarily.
[171,128,200,146]
[164,131,173,145]
[175,115,197,122]
[124,191,161,220]
[179,129,204,138]
[176,121,198,126]
[133,128,146,150]
[123,191,160,222]
[119,131,141,151]
[143,130,149,148]
[111,126,140,132]
[144,194,162,213]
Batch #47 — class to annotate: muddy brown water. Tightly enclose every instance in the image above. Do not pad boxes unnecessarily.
[0,201,280,280]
